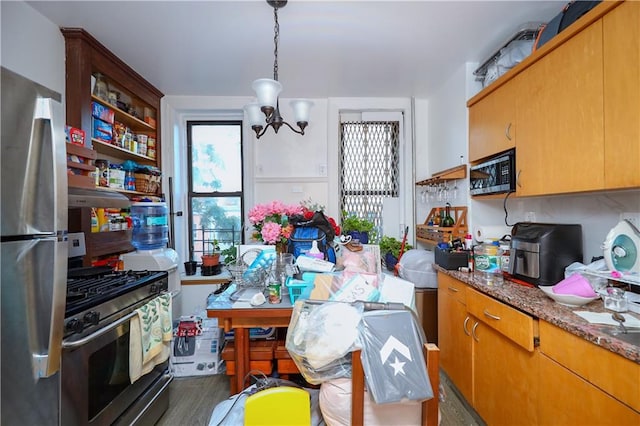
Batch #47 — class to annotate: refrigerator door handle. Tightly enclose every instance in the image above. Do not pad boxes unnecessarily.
[32,97,68,233]
[33,238,68,379]
[33,98,68,378]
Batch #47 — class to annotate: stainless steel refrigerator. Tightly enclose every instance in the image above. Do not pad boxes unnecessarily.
[1,67,68,425]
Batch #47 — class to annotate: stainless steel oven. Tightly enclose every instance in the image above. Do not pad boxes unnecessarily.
[61,269,172,425]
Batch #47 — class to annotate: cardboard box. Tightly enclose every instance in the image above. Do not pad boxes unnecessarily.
[65,125,87,147]
[171,318,224,377]
[92,118,113,143]
[91,102,115,124]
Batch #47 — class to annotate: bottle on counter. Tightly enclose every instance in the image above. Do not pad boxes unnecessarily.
[464,233,473,251]
[500,240,511,274]
[473,241,502,275]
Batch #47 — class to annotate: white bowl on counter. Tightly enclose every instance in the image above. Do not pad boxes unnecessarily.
[539,285,600,307]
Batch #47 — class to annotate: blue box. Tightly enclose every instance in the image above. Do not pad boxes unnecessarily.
[92,118,113,143]
[91,102,114,124]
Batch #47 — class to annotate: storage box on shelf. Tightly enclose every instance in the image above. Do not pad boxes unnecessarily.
[66,143,97,189]
[416,206,468,247]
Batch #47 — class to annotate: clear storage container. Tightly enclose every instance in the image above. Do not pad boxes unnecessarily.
[131,202,168,250]
[473,241,503,275]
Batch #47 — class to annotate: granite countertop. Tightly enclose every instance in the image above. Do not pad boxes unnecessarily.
[434,265,640,364]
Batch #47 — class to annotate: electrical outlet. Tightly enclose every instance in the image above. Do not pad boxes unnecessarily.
[620,212,640,229]
[318,164,327,177]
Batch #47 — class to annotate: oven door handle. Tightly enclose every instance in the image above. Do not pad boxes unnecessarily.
[62,311,136,349]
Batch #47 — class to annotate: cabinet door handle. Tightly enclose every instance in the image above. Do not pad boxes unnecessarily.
[463,316,471,336]
[447,286,459,293]
[505,122,512,141]
[516,169,522,188]
[483,309,501,321]
[472,321,480,342]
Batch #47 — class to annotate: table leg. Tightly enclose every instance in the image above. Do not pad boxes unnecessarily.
[234,328,250,392]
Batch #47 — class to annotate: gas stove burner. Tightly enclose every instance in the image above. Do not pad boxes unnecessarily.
[65,269,169,322]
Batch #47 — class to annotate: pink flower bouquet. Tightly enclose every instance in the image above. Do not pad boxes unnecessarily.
[248,201,304,245]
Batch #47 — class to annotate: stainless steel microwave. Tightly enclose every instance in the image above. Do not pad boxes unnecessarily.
[470,149,516,195]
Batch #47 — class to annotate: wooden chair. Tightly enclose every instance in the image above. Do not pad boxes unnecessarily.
[221,340,276,394]
[351,343,440,425]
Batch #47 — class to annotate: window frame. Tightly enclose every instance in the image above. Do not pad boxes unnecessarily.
[186,120,245,259]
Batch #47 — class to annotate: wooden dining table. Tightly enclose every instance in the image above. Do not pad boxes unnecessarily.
[206,284,294,393]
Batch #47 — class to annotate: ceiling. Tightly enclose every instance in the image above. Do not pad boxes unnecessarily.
[27,0,566,99]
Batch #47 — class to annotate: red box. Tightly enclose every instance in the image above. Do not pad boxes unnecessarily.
[65,125,86,147]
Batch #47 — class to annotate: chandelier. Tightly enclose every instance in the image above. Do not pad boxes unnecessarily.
[244,0,313,139]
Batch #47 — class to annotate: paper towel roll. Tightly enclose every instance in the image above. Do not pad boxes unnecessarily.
[473,225,512,242]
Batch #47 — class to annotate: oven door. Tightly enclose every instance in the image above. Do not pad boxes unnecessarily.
[61,312,172,426]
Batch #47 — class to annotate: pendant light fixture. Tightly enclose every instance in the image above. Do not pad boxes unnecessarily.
[244,0,313,139]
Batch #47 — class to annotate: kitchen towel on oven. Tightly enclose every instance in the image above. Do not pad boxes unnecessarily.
[129,293,173,383]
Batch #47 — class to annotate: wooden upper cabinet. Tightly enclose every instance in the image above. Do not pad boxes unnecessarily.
[603,1,640,189]
[468,79,517,162]
[515,19,604,196]
[61,28,163,191]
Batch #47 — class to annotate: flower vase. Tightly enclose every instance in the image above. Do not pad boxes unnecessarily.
[275,242,287,255]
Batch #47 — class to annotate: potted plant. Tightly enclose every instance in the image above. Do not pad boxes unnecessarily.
[201,240,221,267]
[220,244,237,265]
[379,235,413,271]
[341,212,376,244]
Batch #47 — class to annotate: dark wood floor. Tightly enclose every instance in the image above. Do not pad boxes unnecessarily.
[156,371,483,426]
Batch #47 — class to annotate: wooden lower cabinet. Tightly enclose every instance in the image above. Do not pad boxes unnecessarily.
[437,273,473,403]
[438,274,640,425]
[467,288,539,425]
[538,354,639,425]
[538,320,640,416]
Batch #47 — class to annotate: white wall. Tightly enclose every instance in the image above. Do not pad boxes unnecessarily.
[422,62,640,262]
[1,1,65,93]
[164,95,416,267]
[415,63,475,246]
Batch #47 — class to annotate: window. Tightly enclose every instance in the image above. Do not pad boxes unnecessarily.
[187,121,244,261]
[339,120,400,240]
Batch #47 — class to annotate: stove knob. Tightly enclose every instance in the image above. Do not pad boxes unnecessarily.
[83,311,100,326]
[65,318,84,334]
[150,284,159,293]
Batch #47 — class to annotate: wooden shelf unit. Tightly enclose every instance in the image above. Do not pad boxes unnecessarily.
[416,164,467,186]
[62,28,163,266]
[66,143,97,189]
[416,206,468,247]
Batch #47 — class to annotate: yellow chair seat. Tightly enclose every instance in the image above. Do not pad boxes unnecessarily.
[244,386,310,426]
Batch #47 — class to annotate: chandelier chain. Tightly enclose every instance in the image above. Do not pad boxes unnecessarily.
[273,5,279,81]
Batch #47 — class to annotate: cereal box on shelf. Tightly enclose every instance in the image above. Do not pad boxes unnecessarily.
[92,118,113,143]
[91,101,115,124]
[65,125,87,147]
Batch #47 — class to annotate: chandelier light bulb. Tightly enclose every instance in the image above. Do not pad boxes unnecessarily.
[243,0,311,139]
[252,78,282,110]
